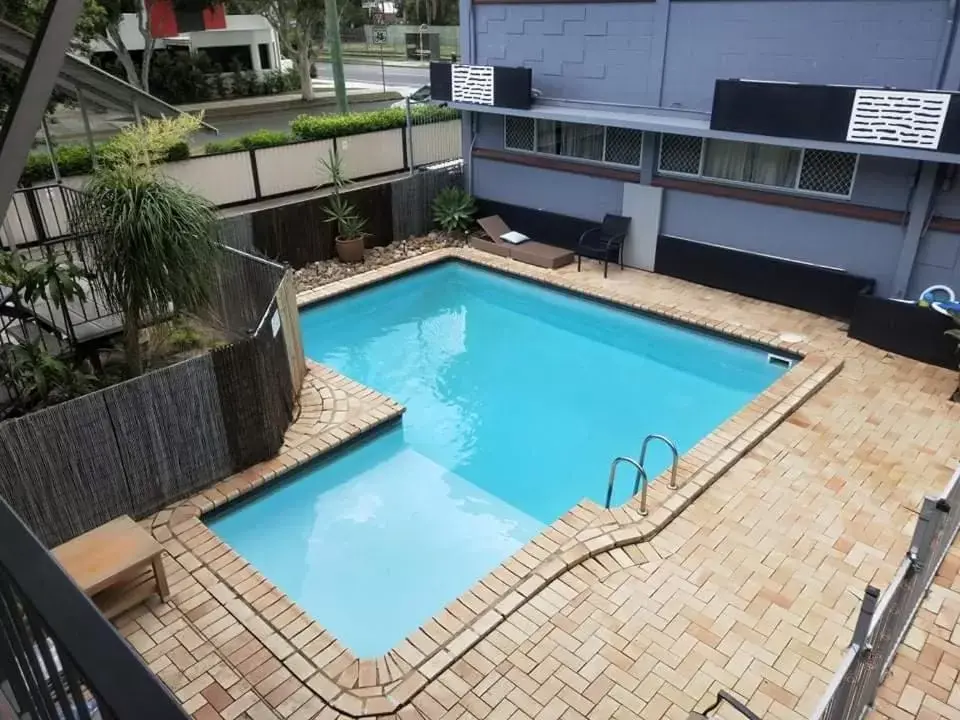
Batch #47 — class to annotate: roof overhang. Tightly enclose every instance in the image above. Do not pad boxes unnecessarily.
[451,99,960,164]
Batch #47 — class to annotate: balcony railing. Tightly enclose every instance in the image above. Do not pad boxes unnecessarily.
[0,496,190,720]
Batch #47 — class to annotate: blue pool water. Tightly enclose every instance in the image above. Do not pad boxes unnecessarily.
[208,262,786,657]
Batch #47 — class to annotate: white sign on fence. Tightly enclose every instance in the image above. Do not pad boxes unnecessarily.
[271,310,281,337]
[373,28,387,44]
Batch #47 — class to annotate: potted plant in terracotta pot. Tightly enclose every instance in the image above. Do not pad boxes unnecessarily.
[320,148,368,264]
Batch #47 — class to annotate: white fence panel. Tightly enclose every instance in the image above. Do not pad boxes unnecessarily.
[160,152,257,206]
[411,120,462,167]
[339,129,405,181]
[255,139,333,198]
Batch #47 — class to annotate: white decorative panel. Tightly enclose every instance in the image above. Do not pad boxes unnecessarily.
[451,64,494,106]
[161,153,257,206]
[411,120,462,166]
[846,89,950,149]
[339,128,405,181]
[255,139,334,197]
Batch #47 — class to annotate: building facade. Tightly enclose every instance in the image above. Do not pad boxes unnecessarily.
[450,0,960,300]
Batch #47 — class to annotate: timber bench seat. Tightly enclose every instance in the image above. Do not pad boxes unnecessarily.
[52,515,169,620]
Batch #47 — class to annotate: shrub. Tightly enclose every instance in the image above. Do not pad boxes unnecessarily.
[432,186,477,234]
[21,144,94,184]
[164,141,191,162]
[204,138,246,155]
[291,105,459,142]
[238,129,292,150]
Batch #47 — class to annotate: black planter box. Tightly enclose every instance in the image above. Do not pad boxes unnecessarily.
[654,235,876,320]
[848,294,958,369]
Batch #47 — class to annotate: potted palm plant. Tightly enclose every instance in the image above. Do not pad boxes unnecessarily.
[319,148,368,264]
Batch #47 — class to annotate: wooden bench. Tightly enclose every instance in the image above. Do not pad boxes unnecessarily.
[52,515,169,620]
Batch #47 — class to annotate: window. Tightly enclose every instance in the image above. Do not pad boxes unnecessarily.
[503,117,644,167]
[657,134,857,198]
[504,116,535,151]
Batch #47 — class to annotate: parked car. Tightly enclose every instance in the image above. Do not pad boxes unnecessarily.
[391,84,432,109]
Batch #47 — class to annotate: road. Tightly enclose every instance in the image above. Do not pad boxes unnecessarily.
[313,61,429,93]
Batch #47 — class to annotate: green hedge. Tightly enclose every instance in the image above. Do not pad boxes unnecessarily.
[22,106,461,182]
[21,141,191,184]
[204,138,246,156]
[291,105,459,142]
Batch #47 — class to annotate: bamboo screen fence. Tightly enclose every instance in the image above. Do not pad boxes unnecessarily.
[0,248,304,546]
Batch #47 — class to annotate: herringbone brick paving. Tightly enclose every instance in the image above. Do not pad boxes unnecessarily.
[874,547,960,720]
[118,250,960,720]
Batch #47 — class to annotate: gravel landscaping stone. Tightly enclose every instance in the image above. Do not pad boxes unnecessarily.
[294,232,465,293]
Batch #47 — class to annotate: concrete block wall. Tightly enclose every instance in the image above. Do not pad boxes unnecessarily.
[474,4,660,105]
[660,0,948,113]
[474,0,951,109]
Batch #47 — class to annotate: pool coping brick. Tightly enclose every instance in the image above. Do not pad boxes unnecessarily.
[144,247,846,718]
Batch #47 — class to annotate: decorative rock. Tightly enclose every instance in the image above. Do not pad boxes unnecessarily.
[295,233,466,293]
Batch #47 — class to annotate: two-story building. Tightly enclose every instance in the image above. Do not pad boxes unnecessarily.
[437,0,960,304]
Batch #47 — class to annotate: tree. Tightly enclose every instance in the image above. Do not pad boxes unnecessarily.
[0,0,107,118]
[89,0,157,92]
[84,0,216,93]
[324,0,347,113]
[82,114,219,376]
[232,0,324,101]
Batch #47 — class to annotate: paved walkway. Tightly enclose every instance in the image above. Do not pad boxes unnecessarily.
[874,546,960,720]
[119,250,960,720]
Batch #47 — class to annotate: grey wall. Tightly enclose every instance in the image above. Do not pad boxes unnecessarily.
[473,0,950,110]
[909,184,960,296]
[474,3,661,105]
[660,190,904,296]
[659,155,920,296]
[473,157,624,221]
[661,0,948,113]
[472,113,624,219]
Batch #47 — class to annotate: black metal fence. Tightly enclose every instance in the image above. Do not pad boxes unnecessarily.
[0,497,190,720]
[810,465,960,720]
[0,247,300,547]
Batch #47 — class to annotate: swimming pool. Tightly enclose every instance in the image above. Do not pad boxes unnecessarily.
[208,261,787,657]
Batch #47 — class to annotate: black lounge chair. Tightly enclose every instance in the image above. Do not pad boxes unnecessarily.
[576,214,631,278]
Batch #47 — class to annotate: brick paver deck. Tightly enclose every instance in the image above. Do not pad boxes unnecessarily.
[874,547,960,720]
[118,249,960,720]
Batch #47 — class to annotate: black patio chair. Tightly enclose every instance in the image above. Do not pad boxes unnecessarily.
[576,214,631,278]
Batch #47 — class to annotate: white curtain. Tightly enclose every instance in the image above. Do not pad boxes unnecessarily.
[536,120,558,154]
[560,123,605,161]
[703,140,801,188]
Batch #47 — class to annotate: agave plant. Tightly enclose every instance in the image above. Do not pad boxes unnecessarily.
[319,148,369,263]
[432,187,478,235]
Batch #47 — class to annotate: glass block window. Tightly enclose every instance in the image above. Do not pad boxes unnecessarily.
[658,134,703,175]
[604,127,644,166]
[797,149,857,196]
[504,116,535,151]
[658,134,858,198]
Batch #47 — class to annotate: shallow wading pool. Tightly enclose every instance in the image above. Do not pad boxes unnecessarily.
[207,261,788,657]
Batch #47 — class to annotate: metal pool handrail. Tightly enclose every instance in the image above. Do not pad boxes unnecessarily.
[606,457,649,515]
[638,434,679,489]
